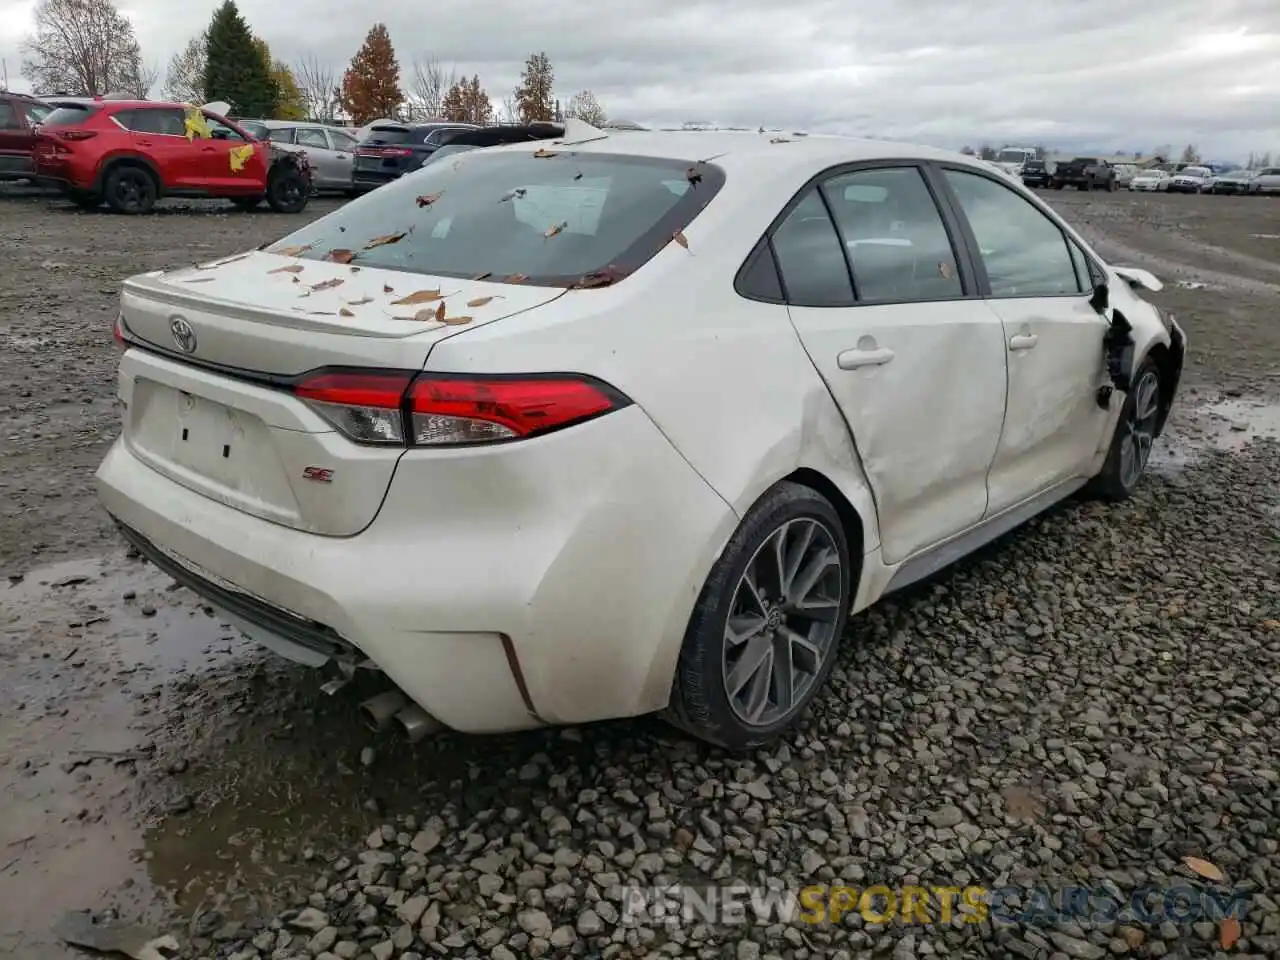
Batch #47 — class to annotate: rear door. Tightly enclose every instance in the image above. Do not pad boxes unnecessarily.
[326,127,357,188]
[937,166,1112,515]
[291,126,340,187]
[777,163,1008,564]
[115,107,204,188]
[0,97,36,178]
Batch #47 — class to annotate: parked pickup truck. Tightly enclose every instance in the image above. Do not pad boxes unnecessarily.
[1052,157,1117,191]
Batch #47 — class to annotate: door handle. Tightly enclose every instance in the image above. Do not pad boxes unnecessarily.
[1009,333,1039,351]
[335,153,347,159]
[837,346,895,370]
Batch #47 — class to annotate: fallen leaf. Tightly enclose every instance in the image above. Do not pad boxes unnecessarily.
[182,277,215,283]
[686,166,703,186]
[197,252,251,269]
[573,172,583,180]
[271,244,311,257]
[769,136,792,144]
[339,307,354,317]
[438,314,473,325]
[415,191,443,207]
[291,275,300,283]
[391,289,443,305]
[350,266,361,273]
[571,265,629,289]
[471,272,492,281]
[505,273,528,283]
[434,301,446,323]
[1182,856,1224,881]
[309,310,335,316]
[269,264,305,274]
[672,230,690,250]
[1220,917,1241,949]
[346,296,374,306]
[364,232,407,250]
[383,284,395,293]
[498,188,527,203]
[466,296,496,307]
[327,249,356,264]
[311,278,344,292]
[533,148,557,158]
[545,220,568,239]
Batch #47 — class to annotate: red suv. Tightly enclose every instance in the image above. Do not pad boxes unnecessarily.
[0,92,51,181]
[32,99,312,214]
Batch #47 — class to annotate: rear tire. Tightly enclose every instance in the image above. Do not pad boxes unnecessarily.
[663,482,852,750]
[1087,358,1162,502]
[266,166,308,213]
[103,165,157,214]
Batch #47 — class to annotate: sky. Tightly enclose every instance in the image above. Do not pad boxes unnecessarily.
[2,0,1278,161]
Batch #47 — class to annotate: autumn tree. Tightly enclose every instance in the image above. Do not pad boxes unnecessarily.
[440,75,492,124]
[514,51,554,123]
[566,89,605,126]
[253,37,305,120]
[164,33,206,103]
[119,58,159,98]
[203,0,276,116]
[410,55,454,120]
[295,54,338,121]
[1180,143,1201,163]
[341,23,403,125]
[20,0,145,96]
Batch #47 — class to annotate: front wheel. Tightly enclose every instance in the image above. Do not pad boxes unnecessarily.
[664,482,852,750]
[266,167,308,213]
[1087,359,1162,502]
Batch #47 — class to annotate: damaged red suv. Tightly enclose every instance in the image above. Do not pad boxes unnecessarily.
[33,99,312,214]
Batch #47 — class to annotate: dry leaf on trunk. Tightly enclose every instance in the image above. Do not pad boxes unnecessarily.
[364,232,407,250]
[269,264,305,275]
[466,296,497,308]
[686,166,703,186]
[533,148,557,158]
[291,275,300,283]
[339,307,354,317]
[197,252,251,269]
[505,274,528,283]
[498,188,526,203]
[311,278,344,292]
[438,315,473,325]
[327,249,356,264]
[769,136,792,144]
[415,192,443,207]
[1219,917,1241,949]
[672,230,690,250]
[383,284,395,293]
[392,289,443,305]
[350,266,361,273]
[434,301,446,323]
[1181,856,1224,881]
[271,244,311,256]
[545,221,568,239]
[346,297,374,306]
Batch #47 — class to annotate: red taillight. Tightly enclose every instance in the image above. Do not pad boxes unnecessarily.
[291,370,627,446]
[57,129,97,141]
[113,312,128,349]
[359,146,413,158]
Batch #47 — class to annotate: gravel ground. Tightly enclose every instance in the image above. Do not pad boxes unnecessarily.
[1,185,1279,960]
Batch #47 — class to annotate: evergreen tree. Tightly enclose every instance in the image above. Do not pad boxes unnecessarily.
[203,0,277,116]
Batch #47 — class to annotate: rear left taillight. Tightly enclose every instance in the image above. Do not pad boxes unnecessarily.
[113,312,129,350]
[57,129,97,141]
[292,369,629,447]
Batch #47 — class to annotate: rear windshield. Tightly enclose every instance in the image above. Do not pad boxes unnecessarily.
[423,143,477,164]
[40,105,98,126]
[362,125,414,144]
[274,150,726,286]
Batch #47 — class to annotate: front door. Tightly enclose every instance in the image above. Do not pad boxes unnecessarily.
[937,167,1113,515]
[197,113,267,192]
[776,165,1008,564]
[292,126,339,188]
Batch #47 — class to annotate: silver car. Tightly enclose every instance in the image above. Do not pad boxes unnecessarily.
[260,120,360,194]
[1250,167,1280,195]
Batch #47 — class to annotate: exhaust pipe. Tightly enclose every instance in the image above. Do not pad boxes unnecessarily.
[359,690,410,731]
[395,704,441,743]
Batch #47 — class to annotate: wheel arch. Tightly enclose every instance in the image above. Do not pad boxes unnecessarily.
[94,153,163,193]
[782,466,867,571]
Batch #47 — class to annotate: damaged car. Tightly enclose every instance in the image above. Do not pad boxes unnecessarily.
[97,122,1186,749]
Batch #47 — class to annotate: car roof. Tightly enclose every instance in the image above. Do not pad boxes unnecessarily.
[438,123,564,147]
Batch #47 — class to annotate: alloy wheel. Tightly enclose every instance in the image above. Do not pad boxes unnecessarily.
[721,518,844,727]
[116,173,144,211]
[1119,369,1160,489]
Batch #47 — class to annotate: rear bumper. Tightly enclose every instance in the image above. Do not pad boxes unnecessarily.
[96,404,737,733]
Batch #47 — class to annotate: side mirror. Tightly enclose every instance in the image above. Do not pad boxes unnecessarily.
[1089,282,1109,315]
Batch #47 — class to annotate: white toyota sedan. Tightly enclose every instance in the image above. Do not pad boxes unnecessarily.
[98,124,1187,749]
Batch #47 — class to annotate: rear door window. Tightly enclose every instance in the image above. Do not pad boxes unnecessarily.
[295,127,329,149]
[328,129,357,151]
[769,190,855,306]
[363,125,413,144]
[266,127,295,143]
[116,108,187,136]
[273,150,726,286]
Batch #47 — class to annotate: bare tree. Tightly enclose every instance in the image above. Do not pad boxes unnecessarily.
[499,94,518,124]
[565,89,606,126]
[295,54,338,121]
[120,57,159,98]
[409,55,453,120]
[20,0,144,96]
[163,33,205,103]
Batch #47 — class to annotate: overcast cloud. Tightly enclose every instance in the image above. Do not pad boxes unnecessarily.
[2,0,1278,159]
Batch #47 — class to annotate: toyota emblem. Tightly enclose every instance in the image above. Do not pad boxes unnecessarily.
[170,316,197,354]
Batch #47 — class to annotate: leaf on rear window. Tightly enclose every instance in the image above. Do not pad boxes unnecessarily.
[391,289,443,305]
[269,264,305,274]
[311,278,344,291]
[327,249,356,264]
[271,244,311,257]
[672,230,690,251]
[415,191,443,207]
[686,166,703,186]
[533,148,557,158]
[570,265,629,289]
[364,232,408,250]
[346,296,374,306]
[1181,856,1224,881]
[466,296,497,307]
[544,221,568,239]
[182,277,215,283]
[339,307,355,317]
[439,314,473,325]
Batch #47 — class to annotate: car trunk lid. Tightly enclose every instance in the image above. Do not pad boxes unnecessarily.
[116,251,566,535]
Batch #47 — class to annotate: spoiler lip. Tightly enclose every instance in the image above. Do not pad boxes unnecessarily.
[1111,265,1163,292]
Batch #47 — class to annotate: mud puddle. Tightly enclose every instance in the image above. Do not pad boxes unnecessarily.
[1152,393,1280,472]
[0,550,541,956]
